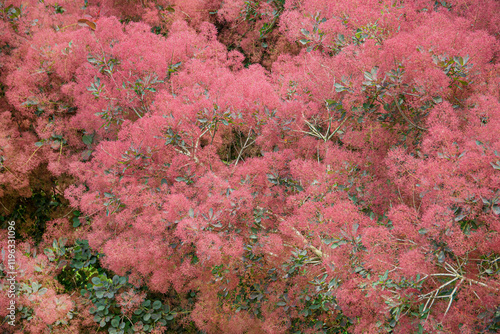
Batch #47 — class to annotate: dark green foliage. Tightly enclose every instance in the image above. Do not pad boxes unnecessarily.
[0,190,64,244]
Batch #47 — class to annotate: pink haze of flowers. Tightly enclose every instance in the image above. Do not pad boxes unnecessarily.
[1,0,500,332]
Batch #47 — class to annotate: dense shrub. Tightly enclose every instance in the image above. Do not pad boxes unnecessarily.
[1,0,500,333]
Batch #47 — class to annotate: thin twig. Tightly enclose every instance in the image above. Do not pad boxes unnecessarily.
[233,128,255,168]
[394,98,427,131]
[25,145,42,166]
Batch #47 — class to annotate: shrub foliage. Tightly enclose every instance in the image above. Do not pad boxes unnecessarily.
[1,0,500,333]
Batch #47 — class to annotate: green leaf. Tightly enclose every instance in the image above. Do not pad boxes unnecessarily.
[152,300,162,310]
[437,250,445,263]
[334,83,345,92]
[418,228,427,235]
[299,39,309,45]
[82,134,94,145]
[432,96,443,104]
[72,217,81,227]
[111,317,120,328]
[59,237,67,247]
[490,161,500,170]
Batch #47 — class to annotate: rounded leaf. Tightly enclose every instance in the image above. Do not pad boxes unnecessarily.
[111,317,120,328]
[152,300,162,310]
